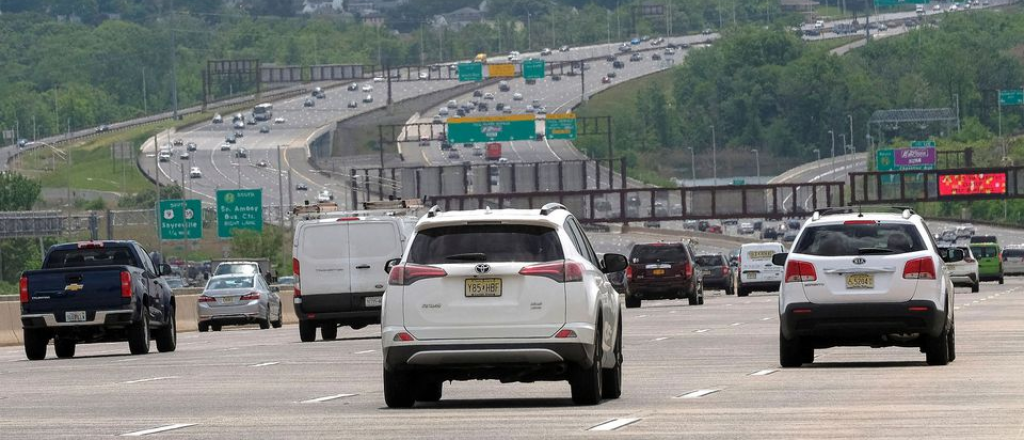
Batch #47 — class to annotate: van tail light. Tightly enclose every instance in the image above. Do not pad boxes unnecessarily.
[292,258,301,297]
[784,260,817,283]
[519,260,584,283]
[198,295,216,303]
[389,264,448,286]
[903,257,936,280]
[19,276,29,304]
[120,271,132,298]
[625,265,633,280]
[240,291,261,301]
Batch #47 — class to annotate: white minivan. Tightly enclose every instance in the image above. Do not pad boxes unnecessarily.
[292,214,416,342]
[737,242,786,297]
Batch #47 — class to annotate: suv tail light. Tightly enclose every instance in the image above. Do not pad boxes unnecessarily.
[683,262,693,279]
[388,264,448,286]
[784,260,817,283]
[19,276,29,304]
[625,265,633,280]
[292,258,301,297]
[903,257,936,280]
[519,260,584,283]
[120,271,132,298]
[240,291,261,301]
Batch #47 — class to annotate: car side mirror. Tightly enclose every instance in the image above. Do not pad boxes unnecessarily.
[271,286,281,293]
[159,264,174,276]
[771,253,789,267]
[384,258,401,274]
[941,248,964,263]
[602,253,628,274]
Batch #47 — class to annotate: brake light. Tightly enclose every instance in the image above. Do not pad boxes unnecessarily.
[388,264,448,286]
[292,258,301,297]
[721,265,729,275]
[784,260,817,283]
[844,220,877,225]
[393,332,415,342]
[903,257,936,280]
[555,329,577,338]
[684,262,693,279]
[519,260,584,283]
[19,276,29,304]
[120,271,132,298]
[240,291,261,300]
[198,295,216,303]
[908,306,930,312]
[625,265,633,280]
[77,241,104,249]
[335,217,360,222]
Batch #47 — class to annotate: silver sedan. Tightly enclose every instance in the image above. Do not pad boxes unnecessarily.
[198,274,283,332]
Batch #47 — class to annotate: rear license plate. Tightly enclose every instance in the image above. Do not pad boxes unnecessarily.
[652,269,665,276]
[65,311,87,323]
[745,272,757,280]
[364,296,382,307]
[465,279,501,297]
[846,273,874,289]
[219,297,237,305]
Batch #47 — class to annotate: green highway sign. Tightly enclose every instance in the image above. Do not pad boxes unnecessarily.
[545,113,577,140]
[911,140,936,148]
[458,62,483,82]
[523,59,546,80]
[732,179,745,186]
[999,89,1024,106]
[447,115,537,143]
[217,189,263,238]
[876,149,895,172]
[159,199,202,240]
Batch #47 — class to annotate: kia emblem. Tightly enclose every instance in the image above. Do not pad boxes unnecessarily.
[475,264,490,274]
[853,258,866,265]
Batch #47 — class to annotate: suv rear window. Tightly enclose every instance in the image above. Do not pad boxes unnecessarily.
[1002,249,1024,258]
[407,225,563,264]
[630,244,688,264]
[694,255,725,267]
[793,223,927,256]
[44,247,137,269]
[970,245,998,258]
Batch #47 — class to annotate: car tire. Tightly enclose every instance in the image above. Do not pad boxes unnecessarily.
[383,368,417,408]
[24,328,49,361]
[271,305,283,329]
[198,322,209,332]
[998,276,1004,285]
[155,307,177,353]
[737,286,750,297]
[416,381,443,402]
[687,287,699,306]
[601,317,623,399]
[299,321,317,342]
[321,323,338,341]
[128,313,151,355]
[54,339,75,359]
[925,326,951,366]
[570,325,603,405]
[625,296,641,309]
[779,332,803,368]
[947,323,957,362]
[212,323,222,332]
[258,313,271,330]
[971,282,980,293]
[800,343,814,364]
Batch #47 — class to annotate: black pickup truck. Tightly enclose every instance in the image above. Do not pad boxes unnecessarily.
[19,240,177,360]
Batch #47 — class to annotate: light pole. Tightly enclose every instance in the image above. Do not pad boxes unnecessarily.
[953,93,961,132]
[687,146,696,184]
[847,114,854,151]
[527,11,532,51]
[752,149,760,183]
[828,129,836,176]
[710,125,718,186]
[839,133,847,155]
[813,148,821,162]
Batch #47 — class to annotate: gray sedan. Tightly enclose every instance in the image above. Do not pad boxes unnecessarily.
[198,274,283,332]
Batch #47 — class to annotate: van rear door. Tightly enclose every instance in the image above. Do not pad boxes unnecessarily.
[297,222,351,300]
[348,220,404,308]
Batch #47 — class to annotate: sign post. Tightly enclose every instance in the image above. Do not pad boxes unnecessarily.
[447,115,537,143]
[545,113,578,140]
[217,189,263,238]
[159,199,202,240]
[998,90,1024,106]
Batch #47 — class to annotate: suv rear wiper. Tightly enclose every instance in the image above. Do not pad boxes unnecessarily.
[857,248,896,255]
[445,253,487,261]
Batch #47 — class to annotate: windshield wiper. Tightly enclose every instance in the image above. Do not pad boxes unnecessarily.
[857,248,895,255]
[445,253,487,261]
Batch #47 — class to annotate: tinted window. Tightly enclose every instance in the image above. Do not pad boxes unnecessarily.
[970,245,998,258]
[794,223,926,256]
[207,276,254,290]
[215,263,258,276]
[630,245,687,264]
[44,246,138,269]
[407,225,563,264]
[1003,249,1024,258]
[695,255,725,267]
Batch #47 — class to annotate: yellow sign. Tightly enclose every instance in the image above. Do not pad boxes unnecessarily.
[448,114,535,124]
[545,113,576,120]
[488,63,515,78]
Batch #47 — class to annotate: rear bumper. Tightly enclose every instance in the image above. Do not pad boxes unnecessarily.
[781,300,947,341]
[950,272,977,286]
[384,341,595,372]
[739,280,781,292]
[629,278,692,297]
[701,274,730,289]
[21,310,134,330]
[294,292,381,324]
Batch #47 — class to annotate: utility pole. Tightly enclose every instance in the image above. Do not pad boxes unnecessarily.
[814,149,821,162]
[277,145,285,230]
[829,129,836,176]
[752,149,761,183]
[154,134,162,254]
[142,67,148,113]
[848,114,855,151]
[527,11,532,51]
[287,170,294,230]
[953,93,961,132]
[580,61,586,104]
[169,0,178,119]
[710,125,718,186]
[688,146,696,184]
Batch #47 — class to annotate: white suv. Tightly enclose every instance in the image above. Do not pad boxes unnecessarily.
[381,204,626,407]
[774,207,962,367]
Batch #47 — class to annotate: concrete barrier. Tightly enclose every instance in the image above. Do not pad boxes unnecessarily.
[175,295,199,332]
[0,301,21,347]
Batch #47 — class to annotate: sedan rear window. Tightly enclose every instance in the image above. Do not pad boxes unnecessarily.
[207,276,254,290]
[794,223,927,256]
[694,255,725,267]
[407,225,563,264]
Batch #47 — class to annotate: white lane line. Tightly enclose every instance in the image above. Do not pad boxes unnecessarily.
[250,362,279,368]
[124,376,179,384]
[121,423,197,437]
[980,298,987,302]
[987,296,995,299]
[301,393,358,404]
[653,337,668,342]
[762,317,773,321]
[731,322,742,327]
[963,303,971,307]
[954,306,961,311]
[676,389,720,399]
[588,418,641,432]
[669,310,676,314]
[354,350,376,354]
[694,329,710,333]
[749,369,777,376]
[635,315,648,318]
[112,358,140,363]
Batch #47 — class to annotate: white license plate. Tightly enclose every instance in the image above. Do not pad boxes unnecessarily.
[219,297,237,304]
[846,273,874,289]
[65,311,87,322]
[745,272,757,280]
[466,279,502,297]
[365,296,382,307]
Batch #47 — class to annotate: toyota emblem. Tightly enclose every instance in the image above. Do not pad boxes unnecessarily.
[475,264,490,274]
[853,257,866,265]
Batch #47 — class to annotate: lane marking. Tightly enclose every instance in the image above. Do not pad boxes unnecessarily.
[635,315,648,318]
[354,350,376,354]
[112,358,140,363]
[301,393,358,404]
[954,306,961,311]
[676,389,720,399]
[124,376,179,384]
[121,424,196,437]
[761,317,773,321]
[653,337,668,342]
[694,329,710,333]
[731,322,742,327]
[749,369,777,376]
[250,362,279,368]
[588,418,641,432]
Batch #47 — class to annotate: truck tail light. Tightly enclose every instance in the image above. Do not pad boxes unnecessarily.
[292,258,301,297]
[388,264,448,286]
[19,276,29,304]
[903,257,936,280]
[120,271,132,298]
[519,260,583,283]
[240,291,261,301]
[784,260,817,283]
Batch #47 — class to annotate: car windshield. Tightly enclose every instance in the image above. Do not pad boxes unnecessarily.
[794,223,926,256]
[970,245,998,258]
[694,255,725,267]
[207,276,253,290]
[630,245,686,264]
[407,225,563,265]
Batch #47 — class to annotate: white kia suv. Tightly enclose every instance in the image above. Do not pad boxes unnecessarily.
[381,204,627,407]
[774,207,962,367]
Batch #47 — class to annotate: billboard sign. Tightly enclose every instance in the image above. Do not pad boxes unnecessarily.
[938,173,1007,197]
[894,146,936,168]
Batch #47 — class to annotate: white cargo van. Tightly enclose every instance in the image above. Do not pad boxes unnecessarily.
[292,214,416,342]
[737,242,786,297]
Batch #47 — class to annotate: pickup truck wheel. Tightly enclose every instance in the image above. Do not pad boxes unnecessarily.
[570,324,603,405]
[384,368,417,408]
[947,323,957,362]
[24,329,49,361]
[128,314,151,355]
[320,323,338,340]
[299,321,316,342]
[737,286,750,297]
[54,339,76,359]
[156,308,177,353]
[624,296,641,309]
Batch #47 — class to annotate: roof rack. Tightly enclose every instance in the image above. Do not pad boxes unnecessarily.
[540,203,567,216]
[811,206,916,221]
[426,205,442,218]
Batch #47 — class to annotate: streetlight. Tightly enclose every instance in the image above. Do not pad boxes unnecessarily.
[752,149,761,183]
[828,129,836,176]
[847,114,854,151]
[813,148,821,162]
[839,133,847,155]
[710,125,718,186]
[687,146,696,184]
